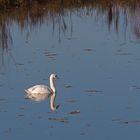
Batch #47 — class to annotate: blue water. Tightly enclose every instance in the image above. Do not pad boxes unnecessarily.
[0,9,140,140]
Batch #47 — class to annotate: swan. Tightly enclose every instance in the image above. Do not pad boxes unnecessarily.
[25,73,59,111]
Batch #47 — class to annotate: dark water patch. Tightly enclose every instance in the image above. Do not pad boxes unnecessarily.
[65,85,72,89]
[0,73,6,75]
[85,89,103,94]
[38,116,43,119]
[0,84,4,87]
[119,43,127,46]
[112,118,121,122]
[127,120,140,124]
[116,49,123,52]
[48,125,55,129]
[112,119,140,125]
[3,128,12,134]
[16,63,24,66]
[48,117,69,123]
[0,110,8,113]
[130,85,140,90]
[66,37,77,40]
[86,123,92,127]
[44,51,57,60]
[0,98,7,102]
[80,132,85,135]
[17,114,24,117]
[28,122,33,126]
[125,106,133,110]
[135,58,140,61]
[45,53,57,57]
[121,121,129,124]
[83,48,93,52]
[116,52,132,56]
[69,110,80,115]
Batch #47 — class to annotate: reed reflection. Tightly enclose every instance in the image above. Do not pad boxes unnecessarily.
[0,0,140,50]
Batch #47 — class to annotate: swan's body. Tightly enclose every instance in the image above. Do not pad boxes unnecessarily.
[25,85,52,101]
[25,73,58,111]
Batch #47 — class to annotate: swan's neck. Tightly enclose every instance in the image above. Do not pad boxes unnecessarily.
[50,77,56,93]
[50,93,56,111]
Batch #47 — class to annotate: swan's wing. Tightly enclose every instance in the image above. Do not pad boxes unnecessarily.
[27,85,52,94]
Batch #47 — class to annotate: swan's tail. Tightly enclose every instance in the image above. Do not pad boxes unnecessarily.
[24,89,31,99]
[24,89,30,94]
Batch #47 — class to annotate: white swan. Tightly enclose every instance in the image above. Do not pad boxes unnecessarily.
[25,73,59,111]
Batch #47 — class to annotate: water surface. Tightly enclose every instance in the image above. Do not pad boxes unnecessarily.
[0,2,140,140]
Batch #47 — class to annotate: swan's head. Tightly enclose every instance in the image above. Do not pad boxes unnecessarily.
[50,73,58,80]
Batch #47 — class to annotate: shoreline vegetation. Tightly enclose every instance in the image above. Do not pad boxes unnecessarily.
[0,0,140,50]
[0,0,140,9]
